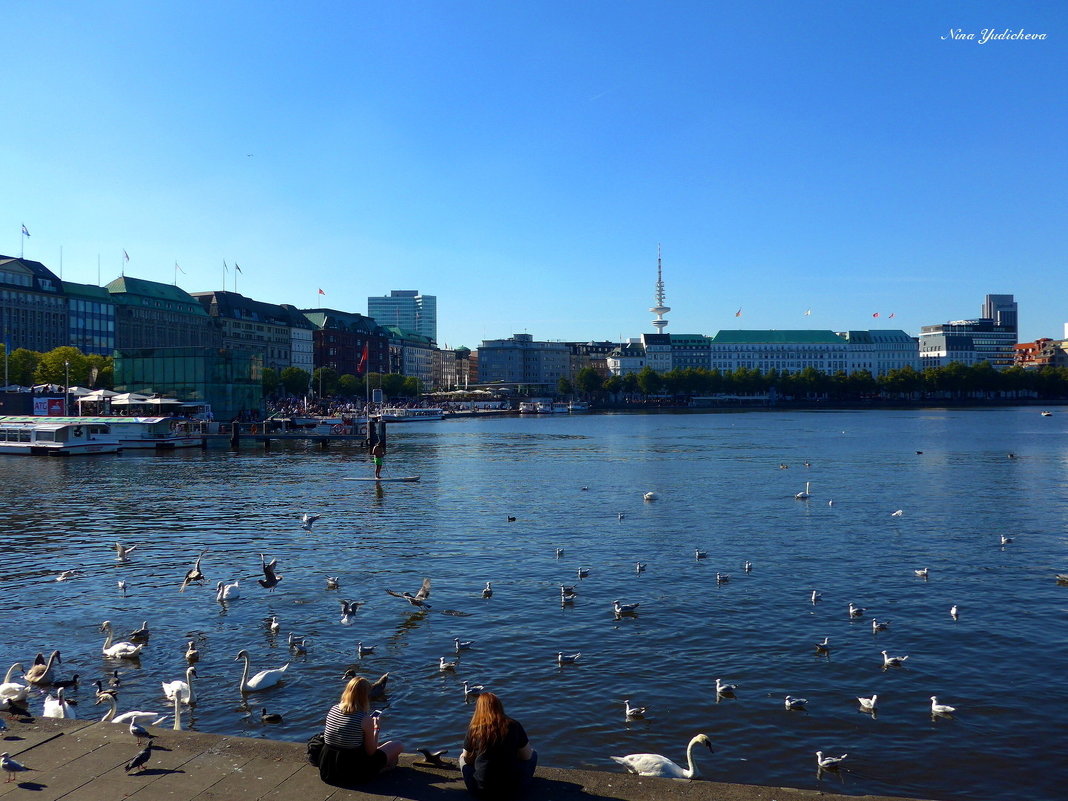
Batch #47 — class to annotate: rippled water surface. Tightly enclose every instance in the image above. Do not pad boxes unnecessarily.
[3,408,1067,800]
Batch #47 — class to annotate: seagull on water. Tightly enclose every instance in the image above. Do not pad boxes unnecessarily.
[577,567,591,578]
[931,696,956,715]
[858,694,878,711]
[462,681,484,700]
[950,604,959,619]
[891,509,904,517]
[357,642,375,657]
[815,637,831,654]
[179,549,207,592]
[115,542,138,562]
[1000,535,1013,545]
[784,695,808,710]
[695,549,708,560]
[258,554,282,591]
[454,638,473,652]
[715,678,737,696]
[386,577,432,609]
[117,580,127,595]
[716,572,730,584]
[301,513,320,530]
[554,548,564,558]
[811,590,822,603]
[743,560,752,573]
[560,586,577,604]
[643,491,657,501]
[481,582,493,598]
[127,621,150,642]
[267,616,280,634]
[557,652,581,666]
[326,576,340,589]
[613,600,639,615]
[55,569,78,582]
[881,650,909,667]
[914,568,929,579]
[872,618,890,632]
[816,751,848,770]
[439,656,457,672]
[288,634,308,655]
[624,699,646,718]
[635,561,647,573]
[339,599,364,624]
[848,603,866,618]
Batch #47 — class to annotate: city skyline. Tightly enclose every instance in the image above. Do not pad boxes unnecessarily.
[3,2,1065,346]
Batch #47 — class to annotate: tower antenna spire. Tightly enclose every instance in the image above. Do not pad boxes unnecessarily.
[649,243,670,332]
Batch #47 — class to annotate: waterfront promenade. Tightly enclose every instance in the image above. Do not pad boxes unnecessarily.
[0,718,932,801]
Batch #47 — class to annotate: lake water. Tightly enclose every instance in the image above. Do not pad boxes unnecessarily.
[2,408,1066,801]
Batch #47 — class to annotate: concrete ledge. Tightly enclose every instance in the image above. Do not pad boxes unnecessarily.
[0,718,936,801]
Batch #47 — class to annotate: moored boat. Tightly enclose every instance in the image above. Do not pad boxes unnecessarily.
[568,401,590,413]
[377,408,444,422]
[0,419,121,456]
[0,416,202,450]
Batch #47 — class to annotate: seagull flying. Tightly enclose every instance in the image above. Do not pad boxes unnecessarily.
[386,577,432,609]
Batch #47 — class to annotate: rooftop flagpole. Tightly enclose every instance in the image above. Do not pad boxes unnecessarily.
[19,224,29,259]
[223,260,228,291]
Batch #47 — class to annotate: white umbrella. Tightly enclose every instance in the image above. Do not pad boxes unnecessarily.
[81,389,120,400]
[67,386,94,397]
[143,397,183,406]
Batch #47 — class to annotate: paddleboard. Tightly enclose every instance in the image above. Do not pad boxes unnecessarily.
[344,476,421,482]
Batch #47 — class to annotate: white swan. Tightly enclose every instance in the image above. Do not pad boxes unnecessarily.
[0,664,29,701]
[611,733,713,778]
[162,666,197,705]
[24,651,61,685]
[216,580,240,601]
[931,696,956,715]
[795,481,811,500]
[100,621,143,659]
[171,692,183,731]
[43,688,75,719]
[235,649,288,692]
[93,693,162,724]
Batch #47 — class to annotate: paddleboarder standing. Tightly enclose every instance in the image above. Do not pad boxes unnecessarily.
[371,441,386,479]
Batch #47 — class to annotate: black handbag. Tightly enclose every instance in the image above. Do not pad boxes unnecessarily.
[307,732,326,766]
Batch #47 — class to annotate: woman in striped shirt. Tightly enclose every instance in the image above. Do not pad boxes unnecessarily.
[318,676,404,785]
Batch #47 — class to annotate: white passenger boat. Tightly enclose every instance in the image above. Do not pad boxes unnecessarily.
[377,408,444,422]
[0,419,121,456]
[0,416,202,450]
[568,401,590,413]
[551,402,570,414]
[518,401,540,414]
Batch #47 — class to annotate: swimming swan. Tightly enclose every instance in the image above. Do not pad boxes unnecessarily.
[100,622,144,659]
[611,733,713,778]
[234,649,288,692]
[161,666,197,705]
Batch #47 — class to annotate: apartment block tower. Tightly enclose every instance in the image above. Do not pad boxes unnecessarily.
[368,290,437,344]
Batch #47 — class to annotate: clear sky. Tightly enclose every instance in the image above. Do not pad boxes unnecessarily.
[3,1,1065,348]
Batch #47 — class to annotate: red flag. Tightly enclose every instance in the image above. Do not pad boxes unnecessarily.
[318,288,326,295]
[358,343,369,374]
[872,312,880,318]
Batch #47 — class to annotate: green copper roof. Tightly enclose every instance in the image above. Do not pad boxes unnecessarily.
[711,330,847,344]
[105,276,207,314]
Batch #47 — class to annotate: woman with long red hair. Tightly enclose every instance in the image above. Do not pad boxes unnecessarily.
[318,676,404,786]
[460,692,537,799]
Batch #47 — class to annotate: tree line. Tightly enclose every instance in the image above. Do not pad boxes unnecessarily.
[562,362,1068,400]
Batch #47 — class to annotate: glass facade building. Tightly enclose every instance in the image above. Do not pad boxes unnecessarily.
[114,347,263,421]
[64,282,116,356]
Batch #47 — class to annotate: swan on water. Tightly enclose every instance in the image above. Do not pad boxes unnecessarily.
[235,649,288,692]
[25,651,61,684]
[858,694,878,711]
[43,688,75,719]
[216,580,241,601]
[795,482,811,500]
[161,666,197,705]
[0,664,29,701]
[611,733,713,779]
[931,696,956,715]
[93,693,163,724]
[100,622,143,659]
[816,751,847,769]
[171,692,183,731]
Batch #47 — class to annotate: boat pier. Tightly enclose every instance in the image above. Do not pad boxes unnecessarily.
[0,717,932,801]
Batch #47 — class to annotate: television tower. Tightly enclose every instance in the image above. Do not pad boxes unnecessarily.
[649,244,670,332]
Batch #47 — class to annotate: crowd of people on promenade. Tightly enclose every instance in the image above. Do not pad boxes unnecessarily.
[313,677,536,799]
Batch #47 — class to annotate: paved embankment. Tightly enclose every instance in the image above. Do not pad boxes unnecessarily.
[0,718,936,801]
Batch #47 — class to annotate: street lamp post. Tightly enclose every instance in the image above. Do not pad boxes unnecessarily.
[64,360,70,416]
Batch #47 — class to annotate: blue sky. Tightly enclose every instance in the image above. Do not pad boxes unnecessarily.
[3,1,1065,348]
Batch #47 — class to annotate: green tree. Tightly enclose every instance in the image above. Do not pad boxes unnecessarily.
[84,354,114,389]
[280,366,310,396]
[621,372,640,395]
[312,367,339,397]
[402,376,422,397]
[34,347,89,386]
[557,377,574,397]
[636,366,663,396]
[5,348,39,386]
[262,367,280,397]
[337,374,360,398]
[575,367,602,396]
[602,375,623,395]
[380,373,407,398]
